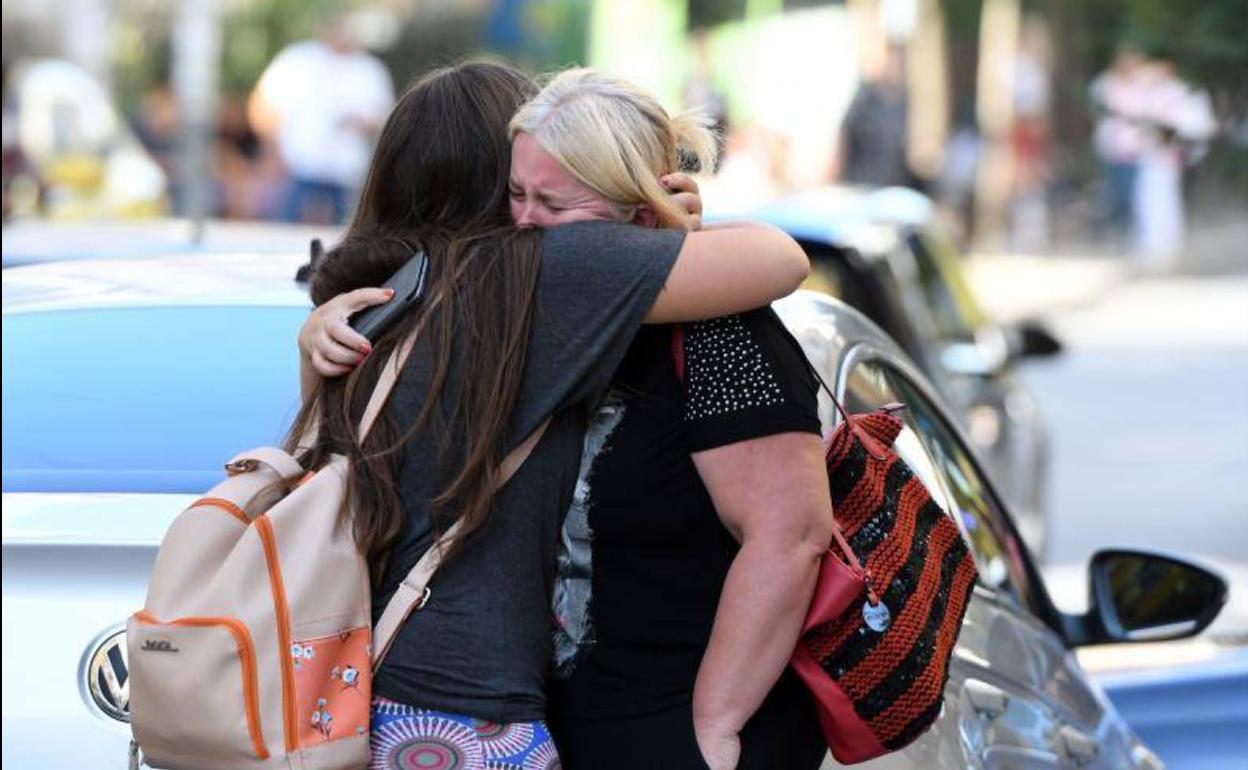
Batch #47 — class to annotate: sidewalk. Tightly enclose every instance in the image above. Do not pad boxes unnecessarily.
[964,252,1127,322]
[963,215,1248,322]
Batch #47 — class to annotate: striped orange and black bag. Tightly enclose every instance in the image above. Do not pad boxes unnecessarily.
[789,397,979,764]
[671,324,977,763]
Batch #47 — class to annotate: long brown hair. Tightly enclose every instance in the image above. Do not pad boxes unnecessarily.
[286,62,542,585]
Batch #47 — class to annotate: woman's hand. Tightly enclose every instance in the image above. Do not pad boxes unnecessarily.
[299,287,393,377]
[694,722,740,770]
[662,172,703,230]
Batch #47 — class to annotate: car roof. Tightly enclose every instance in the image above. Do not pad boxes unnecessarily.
[2,251,312,314]
[708,185,936,255]
[1,218,339,268]
[775,289,911,375]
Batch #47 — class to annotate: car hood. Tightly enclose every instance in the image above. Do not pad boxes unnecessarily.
[2,492,190,545]
[2,493,187,766]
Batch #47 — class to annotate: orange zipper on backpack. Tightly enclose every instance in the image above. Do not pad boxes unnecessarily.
[133,611,270,760]
[254,514,298,753]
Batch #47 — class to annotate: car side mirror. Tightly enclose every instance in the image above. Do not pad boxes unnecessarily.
[1064,549,1227,646]
[940,327,1008,377]
[1009,319,1063,361]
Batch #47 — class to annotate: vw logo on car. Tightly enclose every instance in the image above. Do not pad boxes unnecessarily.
[82,627,130,723]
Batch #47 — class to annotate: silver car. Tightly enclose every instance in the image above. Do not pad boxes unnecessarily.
[1,253,1225,768]
[1,218,338,267]
[719,187,1061,560]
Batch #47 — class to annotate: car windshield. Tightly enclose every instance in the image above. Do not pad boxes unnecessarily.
[2,305,306,493]
[906,231,986,341]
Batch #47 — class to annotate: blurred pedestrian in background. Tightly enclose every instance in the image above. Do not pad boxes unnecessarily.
[1008,16,1054,253]
[133,84,181,212]
[836,44,912,188]
[1130,56,1216,268]
[2,60,41,220]
[248,13,394,225]
[682,29,729,170]
[1090,43,1148,247]
[214,93,284,220]
[934,102,982,249]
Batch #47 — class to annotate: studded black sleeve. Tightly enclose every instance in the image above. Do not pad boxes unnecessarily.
[679,307,821,452]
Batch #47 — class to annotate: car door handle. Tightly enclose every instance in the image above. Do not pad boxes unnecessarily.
[1058,725,1099,766]
[964,679,1009,719]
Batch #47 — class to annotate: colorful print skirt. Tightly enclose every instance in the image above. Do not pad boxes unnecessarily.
[370,697,561,770]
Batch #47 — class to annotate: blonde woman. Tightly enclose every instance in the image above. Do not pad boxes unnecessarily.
[508,68,832,770]
[303,68,829,770]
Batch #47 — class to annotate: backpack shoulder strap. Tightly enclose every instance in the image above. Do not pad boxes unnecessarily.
[357,327,420,442]
[225,446,305,483]
[371,416,553,667]
[292,317,424,452]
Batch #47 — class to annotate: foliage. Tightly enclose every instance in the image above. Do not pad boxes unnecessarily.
[1036,0,1248,193]
[220,0,345,95]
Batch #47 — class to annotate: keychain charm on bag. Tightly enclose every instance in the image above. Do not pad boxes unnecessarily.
[862,598,892,632]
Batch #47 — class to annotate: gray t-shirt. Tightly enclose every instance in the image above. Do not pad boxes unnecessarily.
[372,221,685,722]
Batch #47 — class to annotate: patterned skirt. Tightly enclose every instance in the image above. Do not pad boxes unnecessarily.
[370,697,561,770]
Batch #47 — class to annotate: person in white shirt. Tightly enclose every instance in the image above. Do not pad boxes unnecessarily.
[1131,58,1217,267]
[1089,44,1148,242]
[249,16,394,223]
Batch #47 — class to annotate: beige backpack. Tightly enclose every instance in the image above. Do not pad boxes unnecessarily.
[126,331,548,769]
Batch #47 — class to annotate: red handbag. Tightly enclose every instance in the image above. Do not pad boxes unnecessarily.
[790,399,978,764]
[671,324,977,763]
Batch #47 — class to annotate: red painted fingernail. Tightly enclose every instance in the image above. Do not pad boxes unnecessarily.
[360,343,371,354]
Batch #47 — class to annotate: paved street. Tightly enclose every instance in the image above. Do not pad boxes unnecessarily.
[971,259,1248,638]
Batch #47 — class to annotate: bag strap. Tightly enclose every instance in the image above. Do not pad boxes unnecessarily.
[777,327,857,430]
[225,446,306,483]
[671,324,686,382]
[292,318,426,452]
[296,243,436,451]
[357,326,421,442]
[371,416,553,667]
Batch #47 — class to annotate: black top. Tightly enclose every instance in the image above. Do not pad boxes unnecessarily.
[372,221,684,722]
[549,307,821,719]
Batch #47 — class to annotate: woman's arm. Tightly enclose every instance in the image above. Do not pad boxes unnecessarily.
[298,220,807,380]
[642,219,809,324]
[298,173,806,382]
[643,172,809,324]
[688,431,835,770]
[297,287,393,401]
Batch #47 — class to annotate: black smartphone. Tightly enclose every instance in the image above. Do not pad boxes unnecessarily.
[349,249,430,343]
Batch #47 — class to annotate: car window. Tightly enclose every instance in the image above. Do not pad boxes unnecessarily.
[800,242,862,309]
[904,231,989,343]
[803,241,928,367]
[841,359,948,510]
[2,306,306,493]
[843,358,1037,611]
